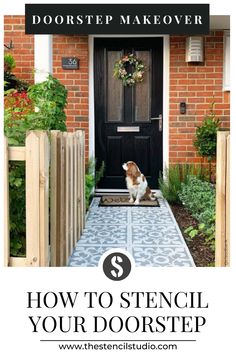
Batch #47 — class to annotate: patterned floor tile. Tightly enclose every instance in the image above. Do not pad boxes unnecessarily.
[86,208,128,224]
[132,246,194,267]
[78,225,128,245]
[132,224,184,246]
[69,246,127,267]
[68,196,195,267]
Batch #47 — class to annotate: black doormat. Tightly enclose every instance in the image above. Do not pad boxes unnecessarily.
[99,195,160,207]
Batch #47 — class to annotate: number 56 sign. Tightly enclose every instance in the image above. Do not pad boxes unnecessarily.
[62,57,79,69]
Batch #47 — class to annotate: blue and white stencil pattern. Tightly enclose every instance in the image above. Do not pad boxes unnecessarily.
[69,197,195,267]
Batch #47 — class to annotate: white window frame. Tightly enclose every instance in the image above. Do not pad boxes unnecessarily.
[223,30,230,91]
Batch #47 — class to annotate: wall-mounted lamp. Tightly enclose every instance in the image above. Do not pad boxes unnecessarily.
[4,40,14,50]
[185,36,204,62]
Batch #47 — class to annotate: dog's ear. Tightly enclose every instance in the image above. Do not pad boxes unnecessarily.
[129,163,140,177]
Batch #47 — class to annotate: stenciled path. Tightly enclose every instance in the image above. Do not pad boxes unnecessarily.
[69,197,195,267]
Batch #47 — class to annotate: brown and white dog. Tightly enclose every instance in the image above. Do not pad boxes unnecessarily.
[122,161,156,205]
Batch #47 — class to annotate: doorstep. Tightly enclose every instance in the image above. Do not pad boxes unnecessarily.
[68,196,195,267]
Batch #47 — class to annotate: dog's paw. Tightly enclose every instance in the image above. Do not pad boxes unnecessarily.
[129,197,134,203]
[134,199,140,205]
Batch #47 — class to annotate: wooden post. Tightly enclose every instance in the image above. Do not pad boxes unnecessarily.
[50,131,60,266]
[73,133,78,244]
[25,132,40,266]
[4,137,10,267]
[8,146,27,267]
[69,133,74,255]
[64,132,70,264]
[81,130,86,230]
[215,131,229,267]
[76,130,86,232]
[76,131,82,241]
[59,133,66,266]
[226,135,230,266]
[38,132,50,266]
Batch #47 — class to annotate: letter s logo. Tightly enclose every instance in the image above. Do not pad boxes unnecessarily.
[111,255,124,278]
[102,252,132,281]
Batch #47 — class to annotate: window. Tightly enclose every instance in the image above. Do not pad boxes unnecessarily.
[223,30,230,91]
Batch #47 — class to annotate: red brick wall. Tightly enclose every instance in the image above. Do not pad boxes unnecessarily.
[169,31,230,164]
[4,17,89,158]
[52,35,89,159]
[4,16,34,83]
[4,16,230,165]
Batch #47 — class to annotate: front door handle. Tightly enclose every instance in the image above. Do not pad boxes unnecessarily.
[151,114,162,131]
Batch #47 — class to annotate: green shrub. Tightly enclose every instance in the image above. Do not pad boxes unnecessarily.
[4,74,68,256]
[85,159,105,210]
[179,176,216,249]
[9,161,26,256]
[4,54,29,92]
[158,164,208,204]
[194,110,220,161]
[27,74,67,131]
[159,165,182,203]
[4,54,16,72]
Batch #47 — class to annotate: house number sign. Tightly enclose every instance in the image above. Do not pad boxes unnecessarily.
[62,57,79,69]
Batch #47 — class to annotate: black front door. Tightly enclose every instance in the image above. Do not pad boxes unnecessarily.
[94,37,163,189]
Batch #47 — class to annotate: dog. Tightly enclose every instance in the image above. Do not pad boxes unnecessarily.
[122,161,156,205]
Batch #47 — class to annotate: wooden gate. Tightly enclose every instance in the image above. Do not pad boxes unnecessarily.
[4,130,85,267]
[50,131,85,266]
[215,131,230,267]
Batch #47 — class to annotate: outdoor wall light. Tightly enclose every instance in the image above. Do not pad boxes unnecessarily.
[185,36,204,62]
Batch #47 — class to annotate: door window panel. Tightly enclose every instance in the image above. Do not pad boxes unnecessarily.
[134,50,151,122]
[107,51,123,122]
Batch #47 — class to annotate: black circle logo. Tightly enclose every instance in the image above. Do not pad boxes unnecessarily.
[103,252,132,281]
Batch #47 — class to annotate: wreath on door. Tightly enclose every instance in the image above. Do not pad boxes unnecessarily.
[113,53,146,87]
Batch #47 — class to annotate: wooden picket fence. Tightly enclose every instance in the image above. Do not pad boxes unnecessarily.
[215,131,230,267]
[50,130,85,266]
[4,130,85,267]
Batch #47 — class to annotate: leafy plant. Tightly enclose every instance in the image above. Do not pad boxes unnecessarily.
[27,74,67,131]
[194,107,220,161]
[9,161,26,256]
[4,54,29,92]
[158,165,182,203]
[4,54,16,72]
[4,91,34,146]
[4,72,29,92]
[179,176,216,250]
[85,159,105,209]
[4,74,68,256]
[158,164,208,204]
[4,76,32,255]
[194,102,220,181]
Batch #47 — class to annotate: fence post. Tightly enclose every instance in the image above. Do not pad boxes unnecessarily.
[25,132,40,266]
[215,131,230,267]
[76,131,82,241]
[50,131,60,266]
[69,133,74,256]
[226,135,230,266]
[38,132,50,266]
[73,133,78,245]
[77,130,86,231]
[59,133,66,266]
[4,137,10,267]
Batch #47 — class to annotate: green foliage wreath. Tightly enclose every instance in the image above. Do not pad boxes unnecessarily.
[113,53,146,86]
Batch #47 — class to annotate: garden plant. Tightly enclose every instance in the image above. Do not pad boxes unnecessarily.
[4,57,68,255]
